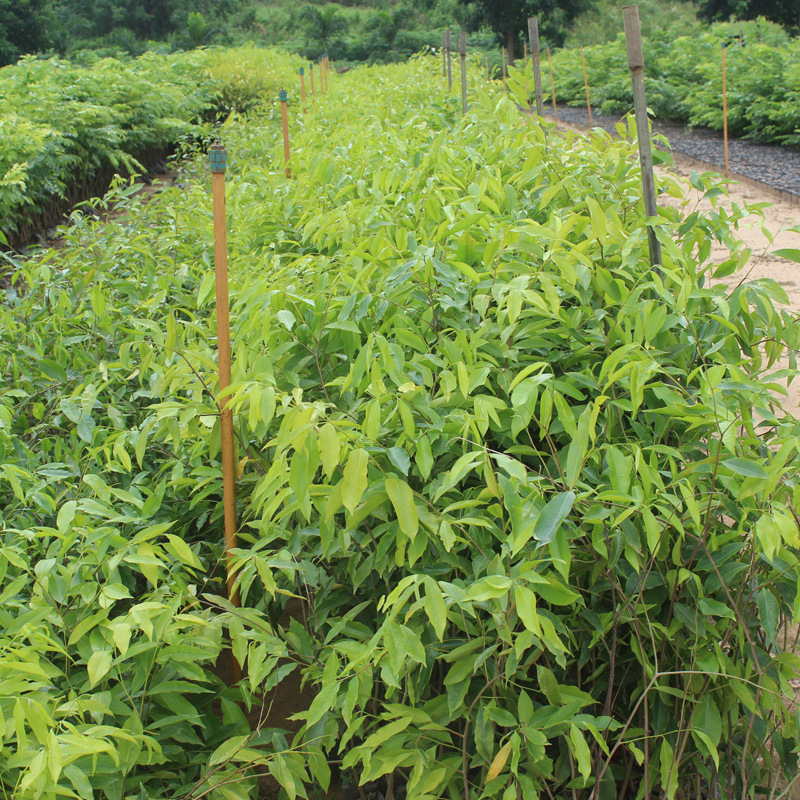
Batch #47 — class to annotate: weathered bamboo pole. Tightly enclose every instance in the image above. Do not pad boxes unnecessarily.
[280,90,291,178]
[208,141,242,624]
[459,31,468,114]
[528,17,545,117]
[309,63,316,108]
[446,29,452,91]
[623,5,662,272]
[442,31,447,77]
[581,43,593,125]
[300,67,306,114]
[722,43,730,178]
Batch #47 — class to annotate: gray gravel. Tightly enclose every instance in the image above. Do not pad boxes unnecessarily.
[546,104,800,201]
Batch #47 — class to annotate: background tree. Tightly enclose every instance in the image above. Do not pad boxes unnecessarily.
[693,0,799,35]
[459,0,595,62]
[0,0,54,65]
[299,4,349,55]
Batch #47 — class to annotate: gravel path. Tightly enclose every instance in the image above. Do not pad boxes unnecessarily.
[546,104,800,202]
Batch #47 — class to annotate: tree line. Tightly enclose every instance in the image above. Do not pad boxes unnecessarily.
[0,0,797,68]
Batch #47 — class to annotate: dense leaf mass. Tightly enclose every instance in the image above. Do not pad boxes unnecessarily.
[543,29,800,145]
[1,52,800,799]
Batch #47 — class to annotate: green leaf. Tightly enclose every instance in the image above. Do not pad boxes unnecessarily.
[722,458,768,479]
[57,500,77,533]
[387,446,410,475]
[87,650,112,687]
[386,477,418,539]
[341,448,369,513]
[757,588,780,645]
[424,577,447,640]
[772,248,800,263]
[319,423,340,479]
[531,491,575,547]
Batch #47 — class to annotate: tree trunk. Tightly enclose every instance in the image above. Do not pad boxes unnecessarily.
[506,27,515,65]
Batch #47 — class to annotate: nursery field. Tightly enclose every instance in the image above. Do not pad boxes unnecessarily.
[3,49,800,800]
[541,26,800,146]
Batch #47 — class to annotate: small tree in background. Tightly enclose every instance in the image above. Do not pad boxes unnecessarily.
[693,0,800,35]
[459,0,595,62]
[0,0,54,65]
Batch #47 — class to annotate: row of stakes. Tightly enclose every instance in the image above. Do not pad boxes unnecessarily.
[209,5,685,681]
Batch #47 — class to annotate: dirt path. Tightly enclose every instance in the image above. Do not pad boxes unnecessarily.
[660,159,800,413]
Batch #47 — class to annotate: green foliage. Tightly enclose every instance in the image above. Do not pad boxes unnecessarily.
[3,51,800,799]
[566,0,704,47]
[0,0,55,66]
[543,25,800,145]
[696,0,800,33]
[0,46,301,243]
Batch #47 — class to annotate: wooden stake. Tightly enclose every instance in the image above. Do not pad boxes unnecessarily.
[459,30,468,114]
[446,30,452,91]
[623,5,662,272]
[581,43,593,125]
[722,43,730,178]
[280,90,291,178]
[528,17,545,117]
[208,141,242,644]
[309,63,316,108]
[547,45,558,122]
[502,47,507,92]
[300,67,306,114]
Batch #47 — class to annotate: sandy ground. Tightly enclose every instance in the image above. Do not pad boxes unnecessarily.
[659,159,800,416]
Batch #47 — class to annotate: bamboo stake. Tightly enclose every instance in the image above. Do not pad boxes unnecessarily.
[309,63,316,108]
[547,45,558,122]
[502,47,507,92]
[446,30,452,91]
[300,67,306,114]
[722,43,730,178]
[528,17,545,117]
[442,31,447,77]
[280,90,291,178]
[581,43,593,125]
[208,141,242,639]
[459,30,468,115]
[623,5,662,272]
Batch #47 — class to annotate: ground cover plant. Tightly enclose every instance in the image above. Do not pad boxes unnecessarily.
[0,46,301,246]
[541,22,800,146]
[2,51,800,799]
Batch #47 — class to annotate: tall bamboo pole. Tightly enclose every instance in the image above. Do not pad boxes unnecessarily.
[581,44,592,125]
[309,63,316,108]
[280,90,291,178]
[446,29,452,91]
[442,31,447,77]
[459,31,468,115]
[528,17,545,117]
[208,141,242,623]
[300,67,306,114]
[623,5,662,272]
[547,46,558,122]
[722,43,730,177]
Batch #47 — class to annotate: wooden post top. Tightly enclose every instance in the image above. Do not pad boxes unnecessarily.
[527,17,540,55]
[623,5,644,70]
